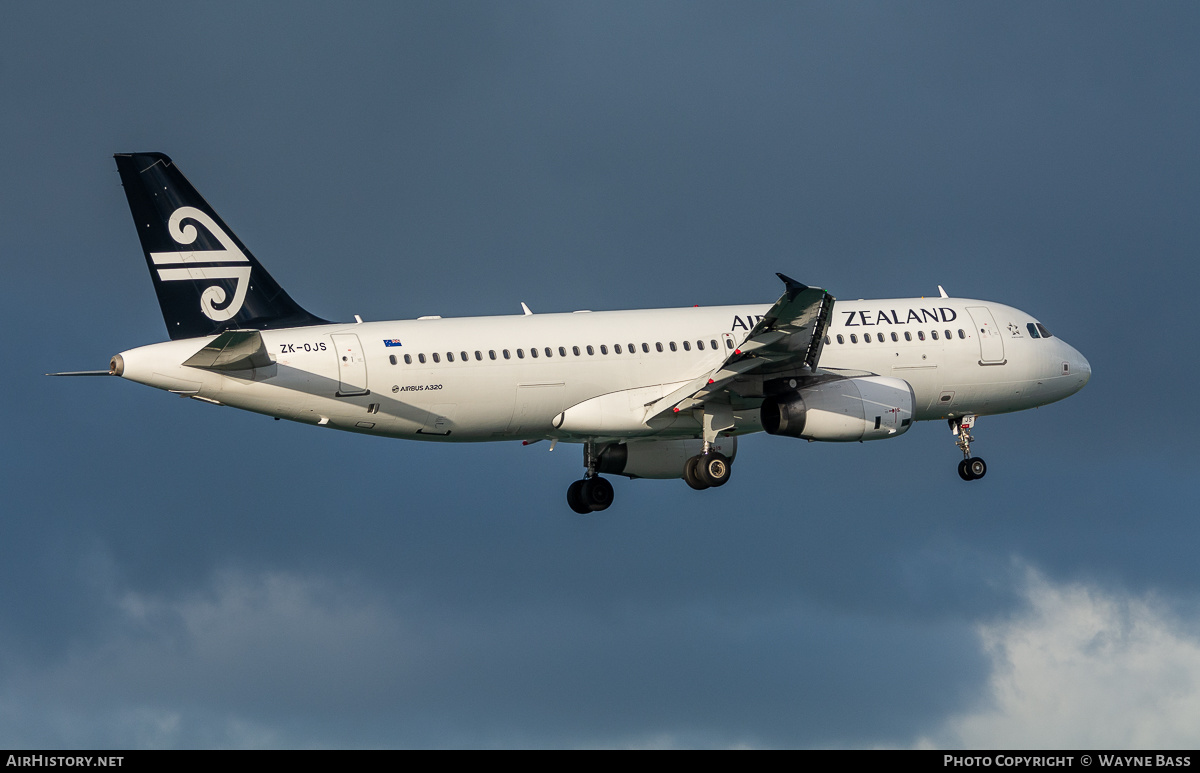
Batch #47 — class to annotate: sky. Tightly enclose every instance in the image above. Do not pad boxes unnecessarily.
[2,1,1199,749]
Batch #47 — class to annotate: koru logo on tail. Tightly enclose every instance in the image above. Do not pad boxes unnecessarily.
[149,207,251,321]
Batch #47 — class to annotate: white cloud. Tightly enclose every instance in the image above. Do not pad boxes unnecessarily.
[920,568,1200,749]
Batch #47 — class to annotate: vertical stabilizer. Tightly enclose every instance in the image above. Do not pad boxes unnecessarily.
[115,152,329,340]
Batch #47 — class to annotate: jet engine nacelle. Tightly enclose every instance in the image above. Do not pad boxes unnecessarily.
[760,376,915,442]
[596,437,738,479]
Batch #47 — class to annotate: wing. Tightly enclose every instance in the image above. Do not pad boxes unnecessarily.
[648,273,834,418]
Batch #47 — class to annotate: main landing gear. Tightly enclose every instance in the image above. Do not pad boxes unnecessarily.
[567,440,615,513]
[684,405,736,491]
[683,451,732,490]
[950,415,987,481]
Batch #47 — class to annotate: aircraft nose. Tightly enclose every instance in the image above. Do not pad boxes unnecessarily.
[1064,342,1090,391]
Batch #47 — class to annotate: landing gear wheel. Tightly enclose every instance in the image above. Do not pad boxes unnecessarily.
[684,455,711,490]
[957,457,987,481]
[581,476,614,511]
[567,479,591,514]
[697,452,732,488]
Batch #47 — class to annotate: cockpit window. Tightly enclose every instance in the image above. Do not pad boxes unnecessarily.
[1027,323,1040,339]
[1036,323,1053,339]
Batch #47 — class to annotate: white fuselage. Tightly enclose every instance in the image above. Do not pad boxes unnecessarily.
[114,297,1091,444]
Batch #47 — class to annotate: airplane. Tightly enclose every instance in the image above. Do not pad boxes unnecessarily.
[52,152,1091,513]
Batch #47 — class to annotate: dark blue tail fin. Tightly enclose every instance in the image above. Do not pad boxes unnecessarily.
[115,152,329,340]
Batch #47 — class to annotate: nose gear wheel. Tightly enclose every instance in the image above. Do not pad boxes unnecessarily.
[950,416,987,481]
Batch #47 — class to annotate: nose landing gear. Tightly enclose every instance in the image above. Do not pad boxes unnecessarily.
[951,415,987,481]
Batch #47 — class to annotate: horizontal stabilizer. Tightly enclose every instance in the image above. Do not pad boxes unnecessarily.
[183,330,273,371]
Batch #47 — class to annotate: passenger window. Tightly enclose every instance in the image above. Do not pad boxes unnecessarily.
[614,344,622,354]
[545,347,552,357]
[489,350,497,360]
[503,349,511,359]
[559,347,566,357]
[891,333,898,342]
[917,331,925,341]
[587,345,594,355]
[836,334,844,344]
[958,329,965,339]
[461,351,468,361]
[864,333,872,343]
[931,330,938,340]
[683,340,691,351]
[530,348,538,358]
[904,332,912,342]
[696,340,704,350]
[389,354,397,365]
[517,349,525,359]
[725,339,733,349]
[670,342,677,352]
[656,343,664,352]
[850,334,858,343]
[572,346,580,356]
[642,343,650,353]
[432,353,440,363]
[446,352,454,362]
[628,343,636,353]
[418,353,426,364]
[600,345,608,355]
[824,336,830,345]
[474,351,482,361]
[944,330,951,340]
[712,340,719,349]
[404,354,412,364]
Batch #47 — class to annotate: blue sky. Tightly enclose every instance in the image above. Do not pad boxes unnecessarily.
[3,1,1199,748]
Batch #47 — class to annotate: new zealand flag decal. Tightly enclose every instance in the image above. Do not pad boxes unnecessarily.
[383,339,402,347]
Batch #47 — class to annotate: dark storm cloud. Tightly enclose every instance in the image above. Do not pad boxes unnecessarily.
[2,0,1199,748]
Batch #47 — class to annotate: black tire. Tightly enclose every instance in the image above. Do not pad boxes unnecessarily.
[967,457,987,480]
[958,459,973,481]
[683,455,711,490]
[698,452,732,487]
[567,479,591,514]
[582,476,615,511]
